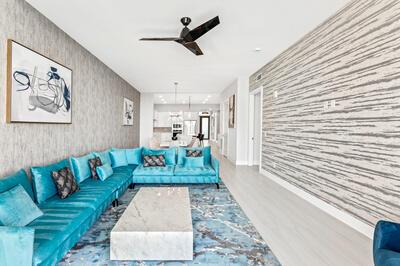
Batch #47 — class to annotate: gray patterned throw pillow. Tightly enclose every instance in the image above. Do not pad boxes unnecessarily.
[186,150,202,157]
[88,157,102,179]
[51,167,79,199]
[143,155,166,167]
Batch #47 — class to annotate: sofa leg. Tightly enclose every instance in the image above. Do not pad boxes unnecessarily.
[112,200,116,207]
[216,183,220,189]
[116,199,119,206]
[129,183,135,190]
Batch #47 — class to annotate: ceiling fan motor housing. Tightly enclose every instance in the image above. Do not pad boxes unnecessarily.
[180,17,192,26]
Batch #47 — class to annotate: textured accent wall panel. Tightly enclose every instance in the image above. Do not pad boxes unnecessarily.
[249,0,400,226]
[0,0,140,177]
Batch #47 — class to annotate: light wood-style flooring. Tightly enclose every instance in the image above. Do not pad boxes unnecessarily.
[214,147,373,266]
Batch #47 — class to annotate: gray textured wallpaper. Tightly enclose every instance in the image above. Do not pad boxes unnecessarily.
[250,0,400,226]
[0,0,140,177]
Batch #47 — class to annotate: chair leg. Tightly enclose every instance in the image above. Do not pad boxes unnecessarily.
[216,183,220,189]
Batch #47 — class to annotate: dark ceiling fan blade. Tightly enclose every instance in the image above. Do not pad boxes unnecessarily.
[184,16,220,42]
[140,37,181,41]
[182,42,203,56]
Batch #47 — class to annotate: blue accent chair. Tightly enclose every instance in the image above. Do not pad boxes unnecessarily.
[374,220,400,266]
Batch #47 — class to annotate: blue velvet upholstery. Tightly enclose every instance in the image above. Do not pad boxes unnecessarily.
[132,152,220,185]
[125,147,142,165]
[183,156,204,168]
[132,175,219,184]
[31,159,69,204]
[93,150,112,166]
[30,168,133,266]
[374,220,400,266]
[0,185,43,226]
[133,164,175,176]
[143,148,176,165]
[211,156,220,180]
[174,164,215,176]
[177,146,211,165]
[0,169,34,201]
[0,145,219,266]
[70,153,95,183]
[0,226,35,266]
[110,150,128,167]
[96,164,114,181]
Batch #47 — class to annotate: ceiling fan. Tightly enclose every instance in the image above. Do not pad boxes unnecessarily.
[140,16,220,56]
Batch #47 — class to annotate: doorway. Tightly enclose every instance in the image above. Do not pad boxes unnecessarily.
[248,87,263,168]
[222,100,229,156]
[199,116,210,140]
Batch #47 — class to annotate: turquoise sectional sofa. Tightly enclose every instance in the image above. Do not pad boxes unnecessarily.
[0,146,220,266]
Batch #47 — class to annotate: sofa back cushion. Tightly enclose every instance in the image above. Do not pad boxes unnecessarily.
[0,169,34,201]
[96,164,114,181]
[143,148,176,165]
[183,156,204,168]
[126,147,142,165]
[110,150,128,167]
[31,159,69,204]
[70,153,95,183]
[178,146,211,166]
[0,185,43,226]
[93,150,112,166]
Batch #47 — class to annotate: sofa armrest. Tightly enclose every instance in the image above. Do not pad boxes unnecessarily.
[211,156,220,181]
[0,226,34,266]
[374,220,400,265]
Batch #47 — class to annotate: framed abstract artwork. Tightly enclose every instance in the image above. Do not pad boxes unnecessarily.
[6,40,72,123]
[228,94,235,128]
[123,97,134,126]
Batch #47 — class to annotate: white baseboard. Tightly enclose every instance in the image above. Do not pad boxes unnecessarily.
[260,169,374,239]
[236,160,248,165]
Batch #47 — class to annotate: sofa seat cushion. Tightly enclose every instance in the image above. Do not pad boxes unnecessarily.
[41,179,114,211]
[132,175,219,184]
[29,203,94,266]
[174,165,216,176]
[112,165,136,175]
[133,164,174,176]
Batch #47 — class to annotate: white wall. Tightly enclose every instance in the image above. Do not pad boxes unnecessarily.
[219,77,249,165]
[139,93,154,146]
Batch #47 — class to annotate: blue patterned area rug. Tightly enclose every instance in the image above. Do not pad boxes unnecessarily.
[59,184,281,266]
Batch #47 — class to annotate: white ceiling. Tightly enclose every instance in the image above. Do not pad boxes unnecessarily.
[27,0,349,94]
[153,93,220,104]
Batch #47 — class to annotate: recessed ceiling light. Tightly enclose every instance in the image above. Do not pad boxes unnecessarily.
[182,101,186,104]
[158,95,163,98]
[254,47,262,52]
[207,95,211,98]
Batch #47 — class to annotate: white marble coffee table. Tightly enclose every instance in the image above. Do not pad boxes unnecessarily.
[110,187,193,261]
